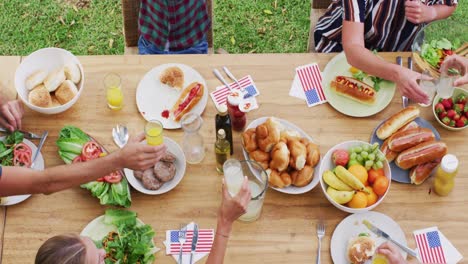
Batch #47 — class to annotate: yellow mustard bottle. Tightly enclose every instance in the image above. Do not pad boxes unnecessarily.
[434,154,459,196]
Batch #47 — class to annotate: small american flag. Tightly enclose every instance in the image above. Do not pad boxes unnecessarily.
[296,63,326,107]
[415,230,446,264]
[169,229,214,254]
[210,75,259,106]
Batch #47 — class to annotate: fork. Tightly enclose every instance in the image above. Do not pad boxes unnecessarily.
[178,225,187,264]
[316,220,325,264]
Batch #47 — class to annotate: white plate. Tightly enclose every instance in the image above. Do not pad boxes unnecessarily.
[124,137,186,195]
[331,211,408,263]
[242,117,321,194]
[0,138,45,206]
[322,52,396,117]
[136,63,208,129]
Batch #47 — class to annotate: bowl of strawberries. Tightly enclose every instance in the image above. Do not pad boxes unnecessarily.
[433,88,468,131]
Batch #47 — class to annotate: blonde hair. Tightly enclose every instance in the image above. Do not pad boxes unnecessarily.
[35,234,86,264]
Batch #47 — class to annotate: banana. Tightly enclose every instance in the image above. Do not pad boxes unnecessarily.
[323,170,353,191]
[326,187,355,204]
[335,165,370,194]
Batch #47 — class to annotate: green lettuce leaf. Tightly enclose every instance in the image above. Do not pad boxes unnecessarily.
[104,209,137,227]
[6,131,23,145]
[56,138,88,155]
[58,126,90,141]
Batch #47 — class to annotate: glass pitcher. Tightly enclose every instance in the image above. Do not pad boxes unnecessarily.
[181,113,205,164]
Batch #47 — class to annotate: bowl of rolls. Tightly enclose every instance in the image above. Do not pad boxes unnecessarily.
[15,48,84,114]
[241,117,321,194]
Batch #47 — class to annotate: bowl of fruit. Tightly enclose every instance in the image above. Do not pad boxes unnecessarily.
[433,88,467,131]
[319,141,391,214]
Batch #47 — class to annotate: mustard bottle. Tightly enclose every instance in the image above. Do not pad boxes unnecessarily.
[433,154,459,196]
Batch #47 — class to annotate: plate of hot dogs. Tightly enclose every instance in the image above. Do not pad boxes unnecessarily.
[136,63,208,129]
[370,106,446,184]
[322,52,396,117]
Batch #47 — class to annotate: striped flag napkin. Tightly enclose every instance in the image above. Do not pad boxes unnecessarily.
[292,63,327,107]
[210,75,259,107]
[164,222,214,263]
[413,227,462,264]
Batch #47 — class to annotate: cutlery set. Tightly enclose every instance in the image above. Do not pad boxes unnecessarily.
[213,66,251,99]
[178,223,199,264]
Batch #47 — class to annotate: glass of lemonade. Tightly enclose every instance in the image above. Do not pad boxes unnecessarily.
[223,159,268,222]
[145,120,163,146]
[105,73,123,110]
[437,72,456,99]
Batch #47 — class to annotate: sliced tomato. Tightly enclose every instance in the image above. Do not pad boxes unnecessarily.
[72,155,84,163]
[13,152,32,167]
[82,141,103,161]
[104,171,122,183]
[96,177,105,182]
[14,143,32,157]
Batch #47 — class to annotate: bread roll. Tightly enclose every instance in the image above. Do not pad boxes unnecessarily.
[280,130,301,143]
[44,68,66,92]
[269,142,290,172]
[242,128,258,152]
[55,80,78,104]
[64,63,81,84]
[347,236,375,264]
[256,118,281,152]
[249,150,270,163]
[160,66,184,89]
[267,169,292,188]
[288,139,307,170]
[25,70,47,91]
[291,166,314,187]
[376,106,420,140]
[306,142,320,167]
[50,95,62,107]
[29,85,52,108]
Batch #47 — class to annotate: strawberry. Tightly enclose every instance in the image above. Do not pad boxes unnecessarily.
[447,109,456,119]
[454,103,464,114]
[459,116,468,125]
[449,120,456,127]
[441,98,452,110]
[464,104,468,114]
[434,103,445,114]
[456,94,467,104]
[441,116,451,126]
[448,98,453,105]
[453,113,461,121]
[466,111,468,119]
[438,111,447,120]
[455,119,465,128]
[438,98,443,104]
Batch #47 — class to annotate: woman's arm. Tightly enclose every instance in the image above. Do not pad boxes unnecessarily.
[206,177,251,264]
[0,134,166,196]
[405,2,457,24]
[342,21,429,104]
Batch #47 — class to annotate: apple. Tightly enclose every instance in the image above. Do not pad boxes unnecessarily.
[332,149,349,166]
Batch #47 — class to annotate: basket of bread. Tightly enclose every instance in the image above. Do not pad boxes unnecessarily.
[241,117,321,194]
[15,48,84,114]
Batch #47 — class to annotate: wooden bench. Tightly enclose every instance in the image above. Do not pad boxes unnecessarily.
[308,0,332,52]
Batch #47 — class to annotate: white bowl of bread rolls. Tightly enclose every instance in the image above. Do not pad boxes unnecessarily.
[15,48,84,114]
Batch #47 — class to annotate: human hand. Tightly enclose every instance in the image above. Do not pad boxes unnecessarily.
[0,100,24,132]
[440,54,468,86]
[376,242,407,264]
[405,0,436,24]
[396,67,430,104]
[118,132,167,170]
[218,176,251,226]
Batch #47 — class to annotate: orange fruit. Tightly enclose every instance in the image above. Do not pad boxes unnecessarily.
[365,186,378,206]
[348,164,368,185]
[347,191,368,209]
[373,176,389,196]
[368,168,384,184]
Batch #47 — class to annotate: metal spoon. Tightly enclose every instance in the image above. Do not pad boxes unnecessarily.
[112,124,129,149]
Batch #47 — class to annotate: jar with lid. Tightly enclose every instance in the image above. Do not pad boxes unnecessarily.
[227,91,247,131]
[181,113,205,164]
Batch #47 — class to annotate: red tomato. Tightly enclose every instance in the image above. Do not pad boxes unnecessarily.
[96,177,105,182]
[14,143,32,157]
[82,141,102,161]
[104,171,122,183]
[72,155,84,163]
[13,152,32,167]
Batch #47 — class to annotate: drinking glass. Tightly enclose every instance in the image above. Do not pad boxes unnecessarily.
[181,113,205,164]
[418,70,437,107]
[437,71,456,99]
[105,73,123,110]
[145,120,163,146]
[223,159,268,222]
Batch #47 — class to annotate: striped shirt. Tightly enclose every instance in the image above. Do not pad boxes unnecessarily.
[139,0,210,50]
[314,0,457,53]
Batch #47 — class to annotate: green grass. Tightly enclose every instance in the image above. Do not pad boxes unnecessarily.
[0,0,124,56]
[425,3,468,44]
[213,0,311,53]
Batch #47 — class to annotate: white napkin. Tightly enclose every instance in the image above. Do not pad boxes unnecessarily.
[413,226,463,264]
[164,222,214,264]
[289,73,306,100]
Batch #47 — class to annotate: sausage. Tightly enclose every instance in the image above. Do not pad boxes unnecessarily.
[410,159,441,185]
[380,139,398,162]
[395,141,447,170]
[388,128,435,152]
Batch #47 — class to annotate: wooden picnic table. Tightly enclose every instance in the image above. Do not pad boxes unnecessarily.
[0,53,467,263]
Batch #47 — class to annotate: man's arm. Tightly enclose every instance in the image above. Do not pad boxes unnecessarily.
[405,2,457,24]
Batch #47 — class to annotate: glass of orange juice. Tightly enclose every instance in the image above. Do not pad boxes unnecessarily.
[105,73,123,110]
[145,120,164,146]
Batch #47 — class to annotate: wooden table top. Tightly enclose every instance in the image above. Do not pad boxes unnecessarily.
[1,53,467,263]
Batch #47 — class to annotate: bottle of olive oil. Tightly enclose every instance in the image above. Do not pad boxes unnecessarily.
[215,129,231,173]
[215,105,233,155]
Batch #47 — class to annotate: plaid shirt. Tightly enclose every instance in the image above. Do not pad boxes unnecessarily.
[139,0,210,50]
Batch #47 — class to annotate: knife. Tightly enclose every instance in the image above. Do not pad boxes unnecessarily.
[189,223,199,264]
[363,220,418,258]
[213,69,233,91]
[396,56,409,108]
[31,131,48,169]
[0,127,42,140]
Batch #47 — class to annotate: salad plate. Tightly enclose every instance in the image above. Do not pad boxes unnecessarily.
[136,63,208,130]
[0,135,44,206]
[322,52,396,117]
